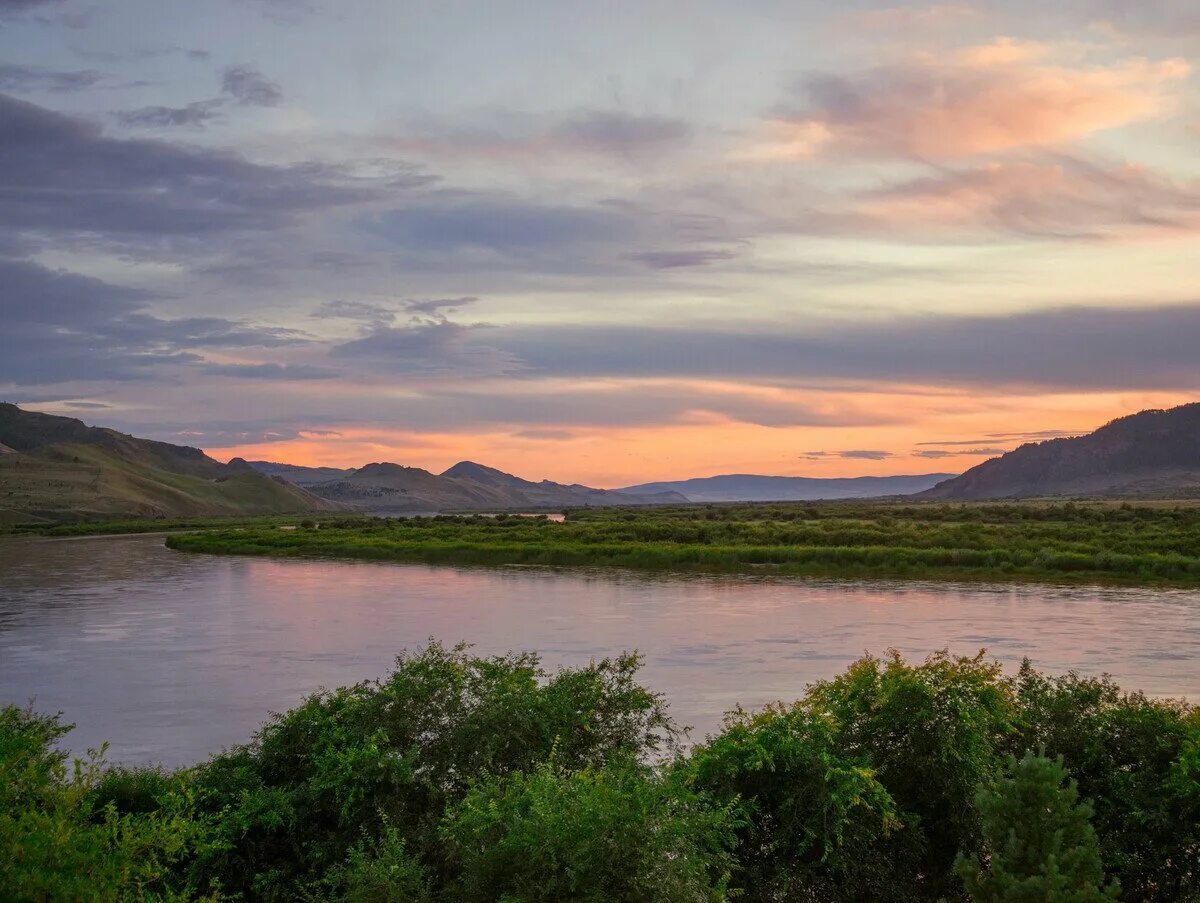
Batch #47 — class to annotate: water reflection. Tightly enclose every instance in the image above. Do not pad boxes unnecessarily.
[1,533,1199,766]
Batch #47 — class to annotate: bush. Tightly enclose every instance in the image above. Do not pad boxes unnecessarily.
[440,762,737,902]
[187,641,679,900]
[0,705,222,902]
[4,644,1198,902]
[1014,663,1200,901]
[689,704,914,902]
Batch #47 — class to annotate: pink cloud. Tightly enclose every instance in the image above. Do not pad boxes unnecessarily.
[758,40,1188,160]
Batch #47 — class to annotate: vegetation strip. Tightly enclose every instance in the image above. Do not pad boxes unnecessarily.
[165,501,1200,586]
[4,644,1197,901]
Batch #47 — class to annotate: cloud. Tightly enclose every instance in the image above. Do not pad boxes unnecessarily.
[237,0,319,25]
[547,110,691,157]
[359,196,636,271]
[848,4,981,32]
[837,449,894,460]
[0,63,103,93]
[405,297,477,315]
[0,93,378,247]
[916,430,1077,446]
[761,40,1188,159]
[0,0,62,14]
[484,301,1200,391]
[329,317,513,376]
[0,259,309,385]
[1087,0,1200,37]
[113,67,280,130]
[802,449,895,460]
[387,109,692,163]
[913,447,1008,459]
[380,384,897,431]
[625,249,737,269]
[858,157,1200,238]
[114,99,225,128]
[200,362,341,380]
[311,299,399,328]
[221,66,282,106]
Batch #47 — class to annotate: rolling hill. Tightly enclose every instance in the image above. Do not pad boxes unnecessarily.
[616,472,956,502]
[919,402,1200,500]
[0,404,340,523]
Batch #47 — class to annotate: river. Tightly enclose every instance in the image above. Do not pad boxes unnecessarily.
[2,533,1198,766]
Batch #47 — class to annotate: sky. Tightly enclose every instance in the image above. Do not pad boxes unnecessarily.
[1,0,1198,486]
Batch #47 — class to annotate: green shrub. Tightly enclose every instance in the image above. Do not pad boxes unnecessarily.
[440,762,737,902]
[0,706,223,902]
[955,750,1120,902]
[187,642,678,900]
[689,703,914,902]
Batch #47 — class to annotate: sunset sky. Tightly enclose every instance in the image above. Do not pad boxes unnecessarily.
[2,0,1198,486]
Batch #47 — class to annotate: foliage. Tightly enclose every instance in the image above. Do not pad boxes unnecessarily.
[955,750,1120,902]
[186,641,678,901]
[691,651,1021,901]
[688,703,911,902]
[303,822,431,903]
[440,762,737,902]
[3,646,1198,902]
[167,500,1200,586]
[1013,664,1200,902]
[0,705,223,902]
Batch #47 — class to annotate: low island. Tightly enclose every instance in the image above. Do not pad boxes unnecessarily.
[164,500,1200,587]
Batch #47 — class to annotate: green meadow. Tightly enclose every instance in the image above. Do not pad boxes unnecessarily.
[165,501,1200,586]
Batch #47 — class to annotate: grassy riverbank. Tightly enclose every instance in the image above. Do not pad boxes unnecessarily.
[165,501,1200,586]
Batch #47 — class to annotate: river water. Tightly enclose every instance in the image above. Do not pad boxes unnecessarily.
[2,533,1198,766]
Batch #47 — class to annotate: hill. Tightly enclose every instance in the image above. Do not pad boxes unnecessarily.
[919,403,1200,500]
[0,404,340,523]
[265,459,687,512]
[245,461,355,487]
[617,472,955,502]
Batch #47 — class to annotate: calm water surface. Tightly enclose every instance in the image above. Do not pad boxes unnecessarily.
[2,533,1199,766]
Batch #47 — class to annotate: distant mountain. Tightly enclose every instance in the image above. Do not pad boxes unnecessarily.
[919,403,1200,500]
[246,461,355,487]
[442,461,686,507]
[0,404,340,523]
[274,459,687,512]
[617,473,956,503]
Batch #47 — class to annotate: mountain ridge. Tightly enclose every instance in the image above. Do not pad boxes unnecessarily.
[919,402,1200,499]
[617,472,956,502]
[249,458,688,511]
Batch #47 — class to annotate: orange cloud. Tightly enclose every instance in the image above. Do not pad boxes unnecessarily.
[754,40,1188,160]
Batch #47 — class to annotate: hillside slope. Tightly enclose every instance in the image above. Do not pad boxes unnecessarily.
[245,461,355,487]
[617,472,955,502]
[0,404,340,522]
[920,403,1200,500]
